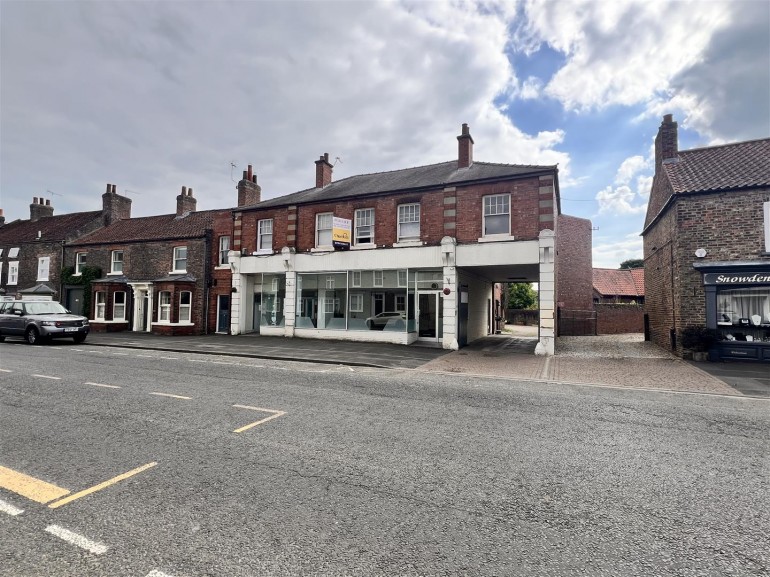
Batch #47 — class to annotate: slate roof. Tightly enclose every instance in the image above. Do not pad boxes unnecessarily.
[0,211,102,244]
[70,210,221,245]
[593,268,645,298]
[664,138,770,194]
[248,160,557,210]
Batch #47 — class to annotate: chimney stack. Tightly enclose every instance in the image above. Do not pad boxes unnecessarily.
[102,183,132,225]
[30,197,54,221]
[176,185,197,216]
[0,208,5,227]
[237,164,262,207]
[457,123,474,169]
[315,153,333,188]
[655,114,678,171]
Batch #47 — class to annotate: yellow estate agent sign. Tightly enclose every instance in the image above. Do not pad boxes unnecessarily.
[332,217,351,250]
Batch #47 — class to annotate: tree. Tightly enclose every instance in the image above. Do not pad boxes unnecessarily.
[507,283,538,310]
[619,258,644,269]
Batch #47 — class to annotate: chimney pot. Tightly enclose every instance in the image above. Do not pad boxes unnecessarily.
[237,161,262,206]
[46,199,50,206]
[111,184,116,194]
[247,165,253,180]
[315,152,333,188]
[106,183,112,194]
[33,197,39,204]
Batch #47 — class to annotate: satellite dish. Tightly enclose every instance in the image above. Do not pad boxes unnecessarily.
[695,248,707,258]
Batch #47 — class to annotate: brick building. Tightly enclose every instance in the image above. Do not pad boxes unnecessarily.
[66,186,229,335]
[0,188,130,305]
[227,124,592,354]
[592,268,644,304]
[642,114,770,361]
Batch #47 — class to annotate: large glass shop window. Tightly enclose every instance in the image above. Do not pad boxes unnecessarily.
[261,274,286,327]
[716,287,770,342]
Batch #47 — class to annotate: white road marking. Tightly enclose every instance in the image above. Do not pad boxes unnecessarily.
[0,368,12,373]
[31,374,61,380]
[44,525,108,555]
[84,382,121,389]
[0,498,24,516]
[146,571,177,577]
[159,356,178,360]
[149,392,192,400]
[137,355,154,358]
[112,352,128,356]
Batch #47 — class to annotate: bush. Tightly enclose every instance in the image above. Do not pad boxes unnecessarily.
[680,326,719,352]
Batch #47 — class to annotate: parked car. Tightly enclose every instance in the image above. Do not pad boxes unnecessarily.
[0,300,90,344]
[365,311,405,330]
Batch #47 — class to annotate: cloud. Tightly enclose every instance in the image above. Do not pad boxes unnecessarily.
[593,233,643,269]
[594,153,651,215]
[614,155,648,186]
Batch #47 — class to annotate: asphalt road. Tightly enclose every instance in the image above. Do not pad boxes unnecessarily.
[1,343,768,577]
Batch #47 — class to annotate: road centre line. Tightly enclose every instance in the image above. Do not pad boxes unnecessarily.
[0,368,12,373]
[84,382,121,389]
[232,405,286,433]
[31,374,61,380]
[0,465,71,504]
[48,462,157,509]
[45,525,108,555]
[0,498,24,516]
[149,392,192,400]
[146,571,177,577]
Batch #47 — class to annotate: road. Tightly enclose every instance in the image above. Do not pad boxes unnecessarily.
[1,343,768,577]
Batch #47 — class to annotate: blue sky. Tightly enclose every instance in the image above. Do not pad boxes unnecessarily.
[1,0,768,268]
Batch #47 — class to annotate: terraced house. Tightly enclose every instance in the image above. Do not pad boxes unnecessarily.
[225,124,593,353]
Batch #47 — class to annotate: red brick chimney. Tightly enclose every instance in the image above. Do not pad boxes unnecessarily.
[237,164,262,207]
[315,153,333,188]
[457,123,474,169]
[176,186,197,215]
[655,114,678,170]
[102,183,132,225]
[30,197,54,221]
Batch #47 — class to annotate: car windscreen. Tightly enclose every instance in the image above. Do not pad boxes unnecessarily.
[24,302,70,315]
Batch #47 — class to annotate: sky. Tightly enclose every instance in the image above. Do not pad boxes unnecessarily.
[1,0,768,268]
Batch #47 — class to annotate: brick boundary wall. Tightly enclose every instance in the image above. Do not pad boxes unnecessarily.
[595,304,645,335]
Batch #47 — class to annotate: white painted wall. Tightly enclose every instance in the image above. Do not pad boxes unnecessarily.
[458,269,493,343]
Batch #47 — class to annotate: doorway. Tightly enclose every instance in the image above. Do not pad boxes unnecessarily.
[217,295,230,333]
[417,292,443,342]
[253,293,262,334]
[66,287,84,316]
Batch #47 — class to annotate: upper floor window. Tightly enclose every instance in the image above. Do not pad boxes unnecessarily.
[483,194,510,236]
[111,250,123,274]
[8,247,19,258]
[355,208,374,245]
[8,262,19,285]
[75,252,87,275]
[258,219,273,252]
[316,213,333,248]
[351,270,361,287]
[113,292,126,321]
[173,246,187,273]
[373,270,384,287]
[179,291,192,322]
[37,256,50,281]
[398,269,407,287]
[398,204,420,242]
[218,236,230,265]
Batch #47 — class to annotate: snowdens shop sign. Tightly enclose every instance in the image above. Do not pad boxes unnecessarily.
[703,272,770,285]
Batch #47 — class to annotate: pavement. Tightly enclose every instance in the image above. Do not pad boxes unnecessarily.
[17,325,766,398]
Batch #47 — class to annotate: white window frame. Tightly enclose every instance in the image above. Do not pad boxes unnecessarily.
[397,204,420,242]
[179,291,192,323]
[111,250,123,274]
[218,236,230,265]
[316,213,333,248]
[395,294,406,312]
[351,270,361,287]
[173,246,187,273]
[8,247,19,258]
[483,193,511,237]
[326,275,335,289]
[158,291,171,322]
[354,208,375,246]
[8,262,19,285]
[373,270,384,287]
[37,256,50,281]
[397,269,407,287]
[258,219,273,253]
[113,291,126,321]
[0,249,4,257]
[75,252,87,275]
[350,293,364,312]
[95,291,106,320]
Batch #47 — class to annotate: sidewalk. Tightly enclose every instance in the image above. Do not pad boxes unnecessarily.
[79,329,758,397]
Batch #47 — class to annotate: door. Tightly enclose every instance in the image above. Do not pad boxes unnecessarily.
[417,292,443,341]
[373,293,385,316]
[253,293,262,334]
[217,295,230,333]
[66,288,84,316]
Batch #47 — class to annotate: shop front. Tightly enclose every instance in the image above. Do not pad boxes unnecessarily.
[695,261,770,362]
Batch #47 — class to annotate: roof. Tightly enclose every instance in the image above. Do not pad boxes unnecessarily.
[593,268,645,298]
[0,211,102,244]
[70,210,221,245]
[663,138,770,194]
[247,160,557,210]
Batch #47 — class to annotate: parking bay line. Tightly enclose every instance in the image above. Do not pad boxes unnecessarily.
[45,525,108,555]
[31,374,61,380]
[0,498,25,516]
[232,405,286,433]
[48,462,157,509]
[0,368,12,373]
[149,392,192,400]
[85,382,121,389]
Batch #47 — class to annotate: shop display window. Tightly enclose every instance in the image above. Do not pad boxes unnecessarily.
[716,287,770,342]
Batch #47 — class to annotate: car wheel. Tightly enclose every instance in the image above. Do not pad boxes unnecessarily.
[0,334,5,342]
[366,320,373,329]
[73,334,87,344]
[25,326,41,345]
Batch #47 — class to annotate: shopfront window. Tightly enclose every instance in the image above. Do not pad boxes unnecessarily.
[716,287,770,342]
[295,272,347,329]
[261,274,286,327]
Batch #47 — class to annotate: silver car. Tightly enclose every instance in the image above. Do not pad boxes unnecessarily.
[0,300,90,344]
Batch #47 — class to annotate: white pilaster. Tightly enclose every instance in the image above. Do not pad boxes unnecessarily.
[537,229,555,356]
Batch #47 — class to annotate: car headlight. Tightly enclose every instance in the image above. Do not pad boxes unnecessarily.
[41,321,57,326]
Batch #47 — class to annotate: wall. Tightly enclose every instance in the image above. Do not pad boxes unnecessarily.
[643,204,677,351]
[595,304,645,334]
[555,214,593,311]
[458,269,493,342]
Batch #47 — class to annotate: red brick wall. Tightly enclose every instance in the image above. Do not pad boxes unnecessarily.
[596,304,644,334]
[556,214,593,311]
[208,210,233,333]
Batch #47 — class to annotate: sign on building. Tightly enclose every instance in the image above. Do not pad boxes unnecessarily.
[332,217,351,250]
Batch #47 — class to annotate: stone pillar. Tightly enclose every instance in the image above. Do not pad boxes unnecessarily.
[537,229,555,356]
[441,236,459,350]
[229,254,243,335]
[282,247,297,338]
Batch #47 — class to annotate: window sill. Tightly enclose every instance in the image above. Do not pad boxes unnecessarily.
[393,240,423,248]
[151,322,195,327]
[310,247,334,253]
[253,250,274,256]
[107,272,123,276]
[72,273,82,277]
[169,270,188,275]
[351,244,376,250]
[91,319,127,324]
[214,265,230,270]
[477,235,515,243]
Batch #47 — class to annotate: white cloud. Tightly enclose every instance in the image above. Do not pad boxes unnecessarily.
[593,233,643,269]
[614,155,648,186]
[596,184,646,215]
